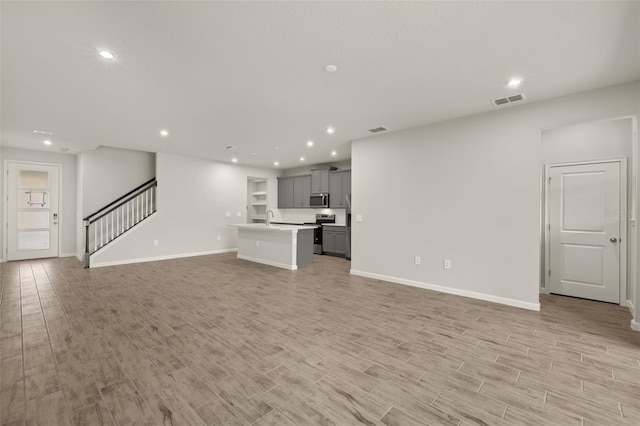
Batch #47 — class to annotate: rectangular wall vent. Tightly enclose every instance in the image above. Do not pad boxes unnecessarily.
[369,126,388,133]
[492,93,526,107]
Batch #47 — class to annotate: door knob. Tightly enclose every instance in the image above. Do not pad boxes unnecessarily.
[610,237,618,243]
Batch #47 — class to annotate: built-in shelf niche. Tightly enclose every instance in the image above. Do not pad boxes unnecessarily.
[247,177,268,223]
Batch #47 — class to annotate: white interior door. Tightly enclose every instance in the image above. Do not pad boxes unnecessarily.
[549,161,621,303]
[6,162,60,261]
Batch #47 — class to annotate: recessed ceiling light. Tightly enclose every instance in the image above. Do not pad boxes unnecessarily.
[324,64,338,73]
[160,129,169,137]
[98,50,115,60]
[331,151,337,156]
[300,157,305,162]
[274,146,280,150]
[307,140,314,147]
[251,152,257,156]
[507,77,522,87]
[43,140,52,146]
[231,158,238,163]
[274,161,279,166]
[326,127,335,135]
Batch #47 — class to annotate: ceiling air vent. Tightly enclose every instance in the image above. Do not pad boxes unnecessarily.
[368,126,388,133]
[224,145,237,150]
[492,93,526,107]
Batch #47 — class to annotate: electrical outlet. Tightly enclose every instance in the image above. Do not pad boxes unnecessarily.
[443,259,451,270]
[225,211,231,217]
[414,256,421,265]
[153,240,159,246]
[255,241,260,247]
[356,214,363,223]
[216,235,221,241]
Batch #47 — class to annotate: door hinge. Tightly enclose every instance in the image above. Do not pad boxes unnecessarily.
[547,224,551,230]
[548,270,551,276]
[548,177,551,184]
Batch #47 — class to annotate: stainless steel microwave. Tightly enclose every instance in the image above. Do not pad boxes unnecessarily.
[310,193,329,208]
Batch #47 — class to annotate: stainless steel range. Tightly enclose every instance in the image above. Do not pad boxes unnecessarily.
[305,214,335,254]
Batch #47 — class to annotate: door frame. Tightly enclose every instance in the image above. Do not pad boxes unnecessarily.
[3,160,63,261]
[543,158,627,305]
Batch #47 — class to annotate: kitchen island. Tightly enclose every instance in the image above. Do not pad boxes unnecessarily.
[229,224,317,270]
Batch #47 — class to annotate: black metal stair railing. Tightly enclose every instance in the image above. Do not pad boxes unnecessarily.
[83,178,157,268]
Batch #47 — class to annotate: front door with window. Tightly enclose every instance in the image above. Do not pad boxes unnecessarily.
[6,162,60,260]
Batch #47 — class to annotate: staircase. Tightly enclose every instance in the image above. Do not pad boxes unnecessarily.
[83,178,157,267]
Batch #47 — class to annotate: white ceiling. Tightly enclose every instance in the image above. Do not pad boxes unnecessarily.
[2,1,639,169]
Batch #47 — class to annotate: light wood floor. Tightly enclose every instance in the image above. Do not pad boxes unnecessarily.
[1,254,639,425]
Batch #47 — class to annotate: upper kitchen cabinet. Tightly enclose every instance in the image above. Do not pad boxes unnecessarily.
[329,170,351,208]
[277,177,294,208]
[293,175,311,208]
[278,175,311,208]
[311,167,336,194]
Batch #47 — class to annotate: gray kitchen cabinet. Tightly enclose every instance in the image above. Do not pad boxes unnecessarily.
[278,175,311,208]
[277,177,294,208]
[323,225,346,257]
[293,175,311,208]
[329,170,351,208]
[311,169,330,193]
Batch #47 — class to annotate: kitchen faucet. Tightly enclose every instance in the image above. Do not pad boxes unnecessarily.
[266,209,274,226]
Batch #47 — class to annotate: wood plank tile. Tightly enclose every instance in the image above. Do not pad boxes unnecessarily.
[266,365,327,406]
[0,381,25,425]
[357,348,425,381]
[25,390,72,426]
[194,393,248,426]
[375,385,460,425]
[2,256,639,426]
[207,375,273,424]
[72,401,115,426]
[100,379,156,425]
[261,385,335,426]
[432,387,507,425]
[314,374,391,425]
[252,409,295,426]
[380,406,426,426]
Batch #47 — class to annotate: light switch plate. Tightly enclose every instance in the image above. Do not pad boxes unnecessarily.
[236,212,241,217]
[225,211,231,217]
[356,214,363,223]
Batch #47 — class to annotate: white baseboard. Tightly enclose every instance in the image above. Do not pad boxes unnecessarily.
[90,248,238,268]
[75,254,83,262]
[60,252,77,258]
[237,254,296,270]
[0,258,5,263]
[626,300,635,317]
[631,318,640,332]
[350,269,540,311]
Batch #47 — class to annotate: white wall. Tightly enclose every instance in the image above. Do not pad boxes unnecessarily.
[351,81,640,312]
[540,117,636,307]
[79,146,155,215]
[91,152,280,266]
[0,147,77,257]
[76,146,155,257]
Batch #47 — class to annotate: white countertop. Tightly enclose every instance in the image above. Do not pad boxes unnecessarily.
[230,223,318,232]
